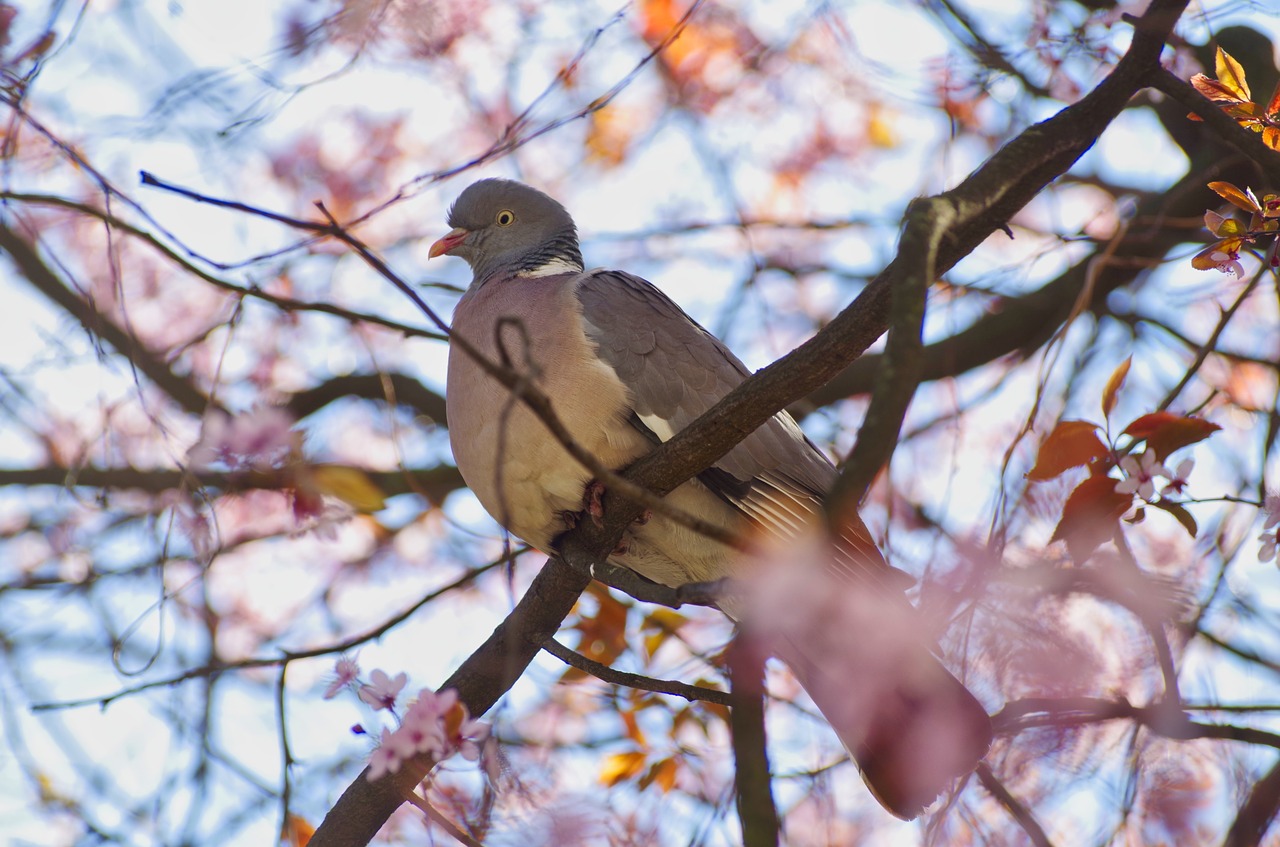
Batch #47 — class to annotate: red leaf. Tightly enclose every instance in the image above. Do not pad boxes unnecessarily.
[1190,74,1248,105]
[1122,412,1221,461]
[1151,500,1198,539]
[1027,420,1108,481]
[1102,356,1131,419]
[1267,79,1280,118]
[1051,474,1132,564]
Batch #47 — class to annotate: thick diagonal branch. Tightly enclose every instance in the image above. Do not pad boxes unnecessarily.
[0,221,213,416]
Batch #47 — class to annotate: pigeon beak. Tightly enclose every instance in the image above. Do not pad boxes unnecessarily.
[428,227,470,259]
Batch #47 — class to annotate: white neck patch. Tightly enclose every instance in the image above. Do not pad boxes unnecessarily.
[517,257,583,278]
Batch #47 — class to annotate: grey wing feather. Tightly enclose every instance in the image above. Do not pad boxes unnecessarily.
[577,271,828,485]
[576,270,909,590]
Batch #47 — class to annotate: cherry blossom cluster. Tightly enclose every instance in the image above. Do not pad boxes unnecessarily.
[188,406,299,472]
[1114,452,1193,502]
[324,657,499,783]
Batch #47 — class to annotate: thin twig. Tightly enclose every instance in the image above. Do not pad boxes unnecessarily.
[542,638,731,706]
[31,559,504,712]
[975,762,1055,847]
[401,791,487,847]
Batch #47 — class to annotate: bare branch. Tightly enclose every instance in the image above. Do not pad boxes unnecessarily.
[1222,754,1280,847]
[729,636,780,847]
[976,762,1056,847]
[541,638,731,706]
[0,221,213,416]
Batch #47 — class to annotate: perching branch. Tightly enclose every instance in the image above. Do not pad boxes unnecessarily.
[582,0,1192,548]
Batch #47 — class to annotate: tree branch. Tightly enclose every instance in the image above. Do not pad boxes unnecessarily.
[311,557,590,846]
[827,194,940,512]
[0,464,464,505]
[541,638,731,706]
[311,4,1192,842]
[584,0,1190,545]
[0,221,213,416]
[1149,67,1280,183]
[1223,754,1280,847]
[976,762,1056,847]
[729,635,780,847]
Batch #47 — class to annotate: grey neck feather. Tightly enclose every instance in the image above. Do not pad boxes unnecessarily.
[474,230,585,283]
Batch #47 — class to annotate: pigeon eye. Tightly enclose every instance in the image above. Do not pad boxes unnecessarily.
[496,209,515,227]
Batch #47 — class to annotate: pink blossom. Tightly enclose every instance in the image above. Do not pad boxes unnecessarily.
[362,686,499,782]
[1262,492,1280,531]
[395,692,450,758]
[1208,250,1244,279]
[1260,530,1278,564]
[457,713,491,763]
[187,406,297,471]
[1115,452,1171,500]
[324,655,360,700]
[1161,458,1194,496]
[367,728,405,781]
[358,669,407,711]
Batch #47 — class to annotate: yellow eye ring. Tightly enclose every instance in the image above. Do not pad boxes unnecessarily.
[496,209,515,227]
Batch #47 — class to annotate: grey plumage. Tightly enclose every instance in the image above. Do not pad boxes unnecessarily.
[435,178,991,819]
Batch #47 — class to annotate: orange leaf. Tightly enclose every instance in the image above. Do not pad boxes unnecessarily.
[1122,412,1221,461]
[1190,74,1248,105]
[1027,420,1108,481]
[601,750,648,786]
[1191,238,1243,270]
[1102,356,1131,419]
[640,757,679,793]
[1264,126,1280,152]
[1051,474,1132,564]
[286,815,316,847]
[1214,47,1251,101]
[584,106,635,168]
[621,709,647,746]
[562,588,631,682]
[1207,181,1260,213]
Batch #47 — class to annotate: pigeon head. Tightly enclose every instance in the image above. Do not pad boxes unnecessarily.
[429,179,585,281]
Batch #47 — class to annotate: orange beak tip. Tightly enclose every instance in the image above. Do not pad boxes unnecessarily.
[428,228,468,259]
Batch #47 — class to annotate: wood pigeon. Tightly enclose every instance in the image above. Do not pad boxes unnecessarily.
[432,178,992,819]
